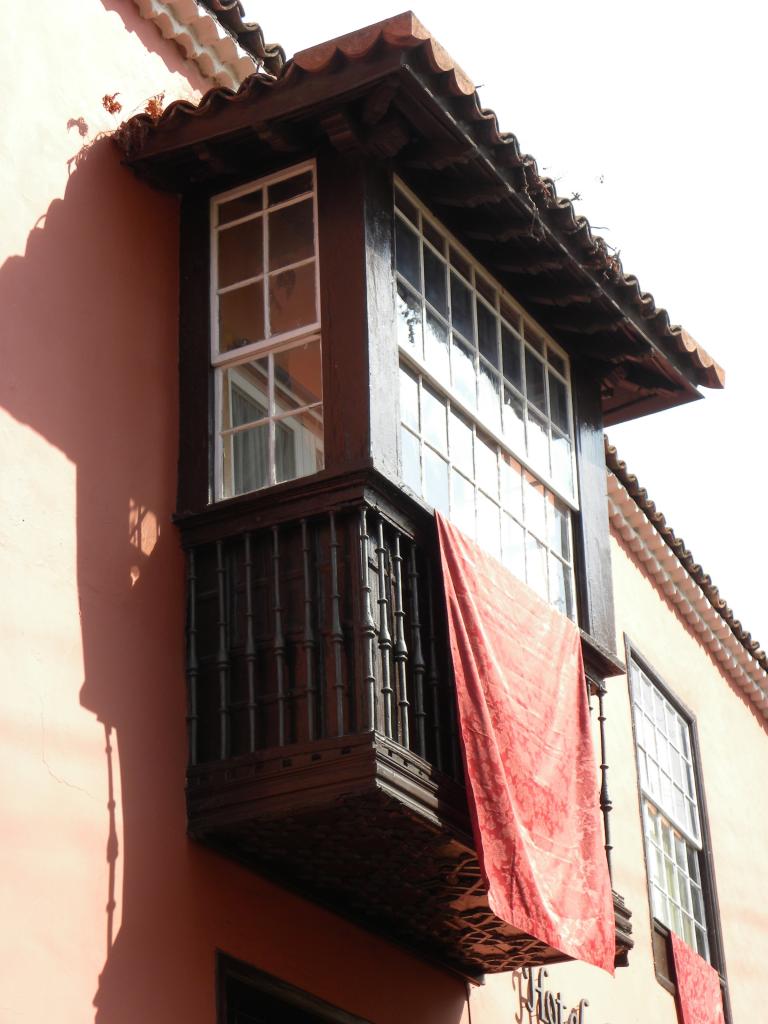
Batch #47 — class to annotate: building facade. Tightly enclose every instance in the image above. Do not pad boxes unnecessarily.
[1,3,765,1022]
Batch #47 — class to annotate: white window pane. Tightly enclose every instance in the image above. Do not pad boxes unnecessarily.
[478,362,501,433]
[397,282,423,357]
[229,422,270,496]
[527,408,549,476]
[477,495,501,560]
[395,217,421,290]
[401,427,421,494]
[275,408,324,484]
[425,311,450,385]
[422,386,448,454]
[502,387,525,453]
[452,335,477,409]
[399,366,419,432]
[452,470,475,538]
[273,340,322,410]
[525,534,547,601]
[268,262,316,336]
[502,514,525,579]
[551,431,573,497]
[218,218,263,288]
[500,455,523,518]
[476,436,498,498]
[219,282,265,354]
[424,448,449,514]
[268,198,314,270]
[449,411,474,478]
[523,475,546,540]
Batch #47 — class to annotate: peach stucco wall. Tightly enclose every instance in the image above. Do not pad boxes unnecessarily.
[2,4,764,1023]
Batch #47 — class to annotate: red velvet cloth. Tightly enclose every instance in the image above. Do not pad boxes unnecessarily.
[436,513,615,973]
[670,933,725,1024]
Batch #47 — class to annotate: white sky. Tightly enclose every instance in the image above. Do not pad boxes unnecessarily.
[246,0,768,644]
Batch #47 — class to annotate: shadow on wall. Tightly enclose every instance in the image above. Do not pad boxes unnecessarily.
[0,134,469,1024]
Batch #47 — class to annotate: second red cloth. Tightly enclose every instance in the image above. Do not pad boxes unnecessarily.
[436,513,615,973]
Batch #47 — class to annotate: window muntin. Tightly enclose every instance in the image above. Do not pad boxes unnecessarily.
[395,182,576,504]
[401,364,575,617]
[630,660,711,960]
[211,164,323,499]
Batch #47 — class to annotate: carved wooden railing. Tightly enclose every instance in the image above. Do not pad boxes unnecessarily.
[185,494,462,777]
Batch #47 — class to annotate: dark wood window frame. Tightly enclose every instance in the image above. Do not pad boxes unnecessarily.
[623,637,732,1020]
[217,952,373,1024]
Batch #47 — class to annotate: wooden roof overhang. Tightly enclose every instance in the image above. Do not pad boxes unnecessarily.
[116,11,724,425]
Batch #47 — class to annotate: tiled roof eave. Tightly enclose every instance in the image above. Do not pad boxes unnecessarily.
[607,441,768,721]
[132,0,260,89]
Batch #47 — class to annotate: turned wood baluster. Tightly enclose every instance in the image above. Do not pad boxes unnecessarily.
[375,518,394,739]
[272,526,287,747]
[301,519,317,741]
[244,533,258,753]
[329,512,346,737]
[185,549,199,767]
[425,566,444,772]
[596,679,614,877]
[215,540,230,761]
[391,534,411,748]
[359,509,377,733]
[407,544,427,758]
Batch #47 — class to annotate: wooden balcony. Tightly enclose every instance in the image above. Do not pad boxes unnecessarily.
[179,470,632,979]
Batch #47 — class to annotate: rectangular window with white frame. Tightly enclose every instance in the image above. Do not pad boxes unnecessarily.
[211,161,323,499]
[394,180,577,618]
[627,648,730,999]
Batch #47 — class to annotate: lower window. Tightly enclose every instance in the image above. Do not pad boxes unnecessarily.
[627,648,730,1013]
[218,954,371,1024]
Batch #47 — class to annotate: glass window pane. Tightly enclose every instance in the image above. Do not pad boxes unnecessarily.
[501,324,522,389]
[501,455,523,518]
[450,272,474,341]
[526,534,547,601]
[424,245,448,316]
[502,514,525,579]
[395,188,419,225]
[477,300,499,366]
[268,171,312,206]
[452,470,475,538]
[395,217,421,290]
[275,407,324,484]
[449,246,471,280]
[219,282,265,353]
[527,408,549,476]
[223,360,269,429]
[549,556,571,618]
[268,199,314,270]
[422,219,444,253]
[503,387,525,453]
[477,495,501,560]
[399,366,419,432]
[424,312,450,385]
[218,219,263,288]
[452,336,477,409]
[422,386,448,454]
[397,282,423,357]
[218,189,263,225]
[226,421,270,497]
[401,427,421,493]
[548,500,571,560]
[548,372,570,433]
[424,447,449,514]
[525,349,547,411]
[476,436,498,498]
[525,323,545,354]
[450,411,474,478]
[273,340,322,411]
[268,262,316,335]
[478,363,501,433]
[548,347,566,375]
[523,475,547,540]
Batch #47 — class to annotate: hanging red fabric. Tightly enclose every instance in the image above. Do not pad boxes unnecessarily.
[670,933,725,1024]
[436,512,615,973]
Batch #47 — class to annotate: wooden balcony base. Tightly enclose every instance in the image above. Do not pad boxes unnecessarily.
[189,733,582,979]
